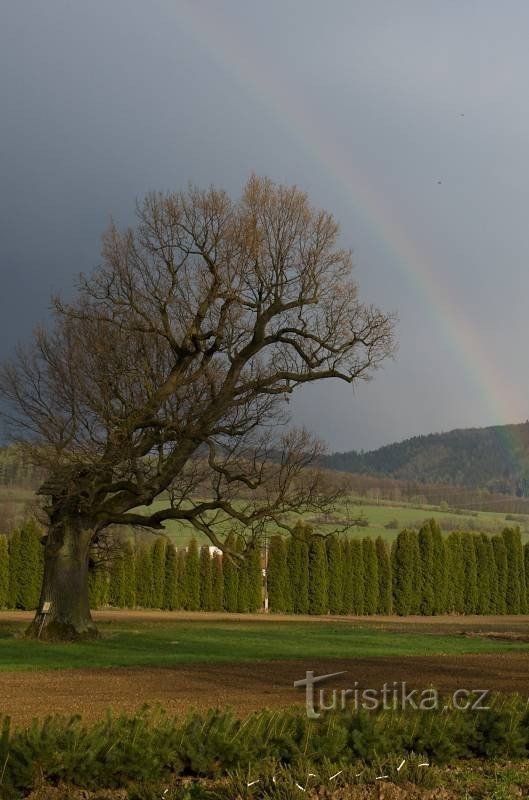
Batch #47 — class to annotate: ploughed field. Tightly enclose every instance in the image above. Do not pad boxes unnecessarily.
[1,610,529,724]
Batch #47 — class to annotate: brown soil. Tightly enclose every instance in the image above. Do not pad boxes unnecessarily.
[6,608,529,626]
[6,607,529,631]
[1,651,529,727]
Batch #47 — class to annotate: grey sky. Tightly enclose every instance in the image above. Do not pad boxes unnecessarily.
[1,1,528,452]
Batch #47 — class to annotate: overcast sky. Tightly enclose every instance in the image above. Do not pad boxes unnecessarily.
[1,1,528,453]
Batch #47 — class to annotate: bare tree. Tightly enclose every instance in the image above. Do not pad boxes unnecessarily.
[0,176,396,639]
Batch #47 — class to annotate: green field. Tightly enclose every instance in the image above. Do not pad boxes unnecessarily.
[129,495,529,547]
[3,486,528,546]
[0,618,528,671]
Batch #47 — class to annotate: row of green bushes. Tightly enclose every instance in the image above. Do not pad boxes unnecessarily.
[2,519,529,615]
[0,699,528,797]
[267,521,529,615]
[89,534,263,613]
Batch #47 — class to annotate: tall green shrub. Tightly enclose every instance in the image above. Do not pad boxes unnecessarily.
[163,544,179,610]
[461,532,478,614]
[340,539,352,614]
[0,535,9,608]
[184,538,200,611]
[375,536,392,614]
[349,538,364,615]
[211,552,224,611]
[135,544,154,608]
[109,550,126,608]
[362,537,378,615]
[431,520,447,614]
[199,546,213,611]
[418,523,435,615]
[287,526,309,614]
[267,535,290,613]
[246,543,263,613]
[326,536,343,615]
[122,541,136,608]
[17,519,43,609]
[223,534,239,613]
[177,548,188,609]
[474,534,492,615]
[151,537,167,608]
[308,536,328,615]
[392,530,419,615]
[492,535,507,614]
[502,528,523,614]
[8,528,22,608]
[88,565,109,609]
[445,532,464,613]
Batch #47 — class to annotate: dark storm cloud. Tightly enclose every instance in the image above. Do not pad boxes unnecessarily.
[1,0,528,451]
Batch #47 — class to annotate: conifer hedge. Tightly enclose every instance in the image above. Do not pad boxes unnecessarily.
[1,520,529,615]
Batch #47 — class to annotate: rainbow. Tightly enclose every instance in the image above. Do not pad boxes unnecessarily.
[179,4,527,478]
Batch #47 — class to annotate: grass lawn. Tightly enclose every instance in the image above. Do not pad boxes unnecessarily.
[127,495,529,547]
[0,618,528,671]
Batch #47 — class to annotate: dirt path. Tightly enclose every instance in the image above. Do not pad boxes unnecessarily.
[2,652,529,726]
[4,608,529,632]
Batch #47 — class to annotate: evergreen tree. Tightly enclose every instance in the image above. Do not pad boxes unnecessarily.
[492,535,508,614]
[418,523,435,615]
[461,532,478,614]
[486,534,499,614]
[308,536,328,615]
[135,544,154,607]
[267,535,290,612]
[163,544,179,610]
[246,542,263,613]
[431,520,447,614]
[236,536,250,613]
[8,528,21,609]
[523,542,529,609]
[100,564,110,606]
[109,550,126,608]
[177,548,188,609]
[0,535,9,608]
[151,537,166,608]
[341,539,353,614]
[211,552,224,611]
[502,528,523,614]
[392,530,419,616]
[298,537,310,614]
[199,545,213,611]
[445,532,464,613]
[88,568,100,609]
[223,534,239,612]
[286,535,301,612]
[375,537,392,614]
[287,525,310,614]
[362,537,378,615]
[17,519,43,609]
[349,538,364,615]
[184,538,200,611]
[326,536,344,615]
[518,532,527,614]
[88,565,108,609]
[474,534,491,615]
[122,540,136,608]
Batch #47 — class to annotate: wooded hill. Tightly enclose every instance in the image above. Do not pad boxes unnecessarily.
[323,422,529,495]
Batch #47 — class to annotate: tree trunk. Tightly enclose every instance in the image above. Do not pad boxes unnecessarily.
[26,516,99,641]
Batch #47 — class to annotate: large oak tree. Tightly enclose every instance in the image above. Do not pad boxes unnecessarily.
[0,176,396,639]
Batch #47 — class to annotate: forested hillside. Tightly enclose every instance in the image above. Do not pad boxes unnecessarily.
[323,422,529,495]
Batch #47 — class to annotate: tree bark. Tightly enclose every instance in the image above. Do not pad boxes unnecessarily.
[26,516,99,641]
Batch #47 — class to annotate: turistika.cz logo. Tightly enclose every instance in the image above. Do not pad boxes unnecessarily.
[293,671,490,719]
